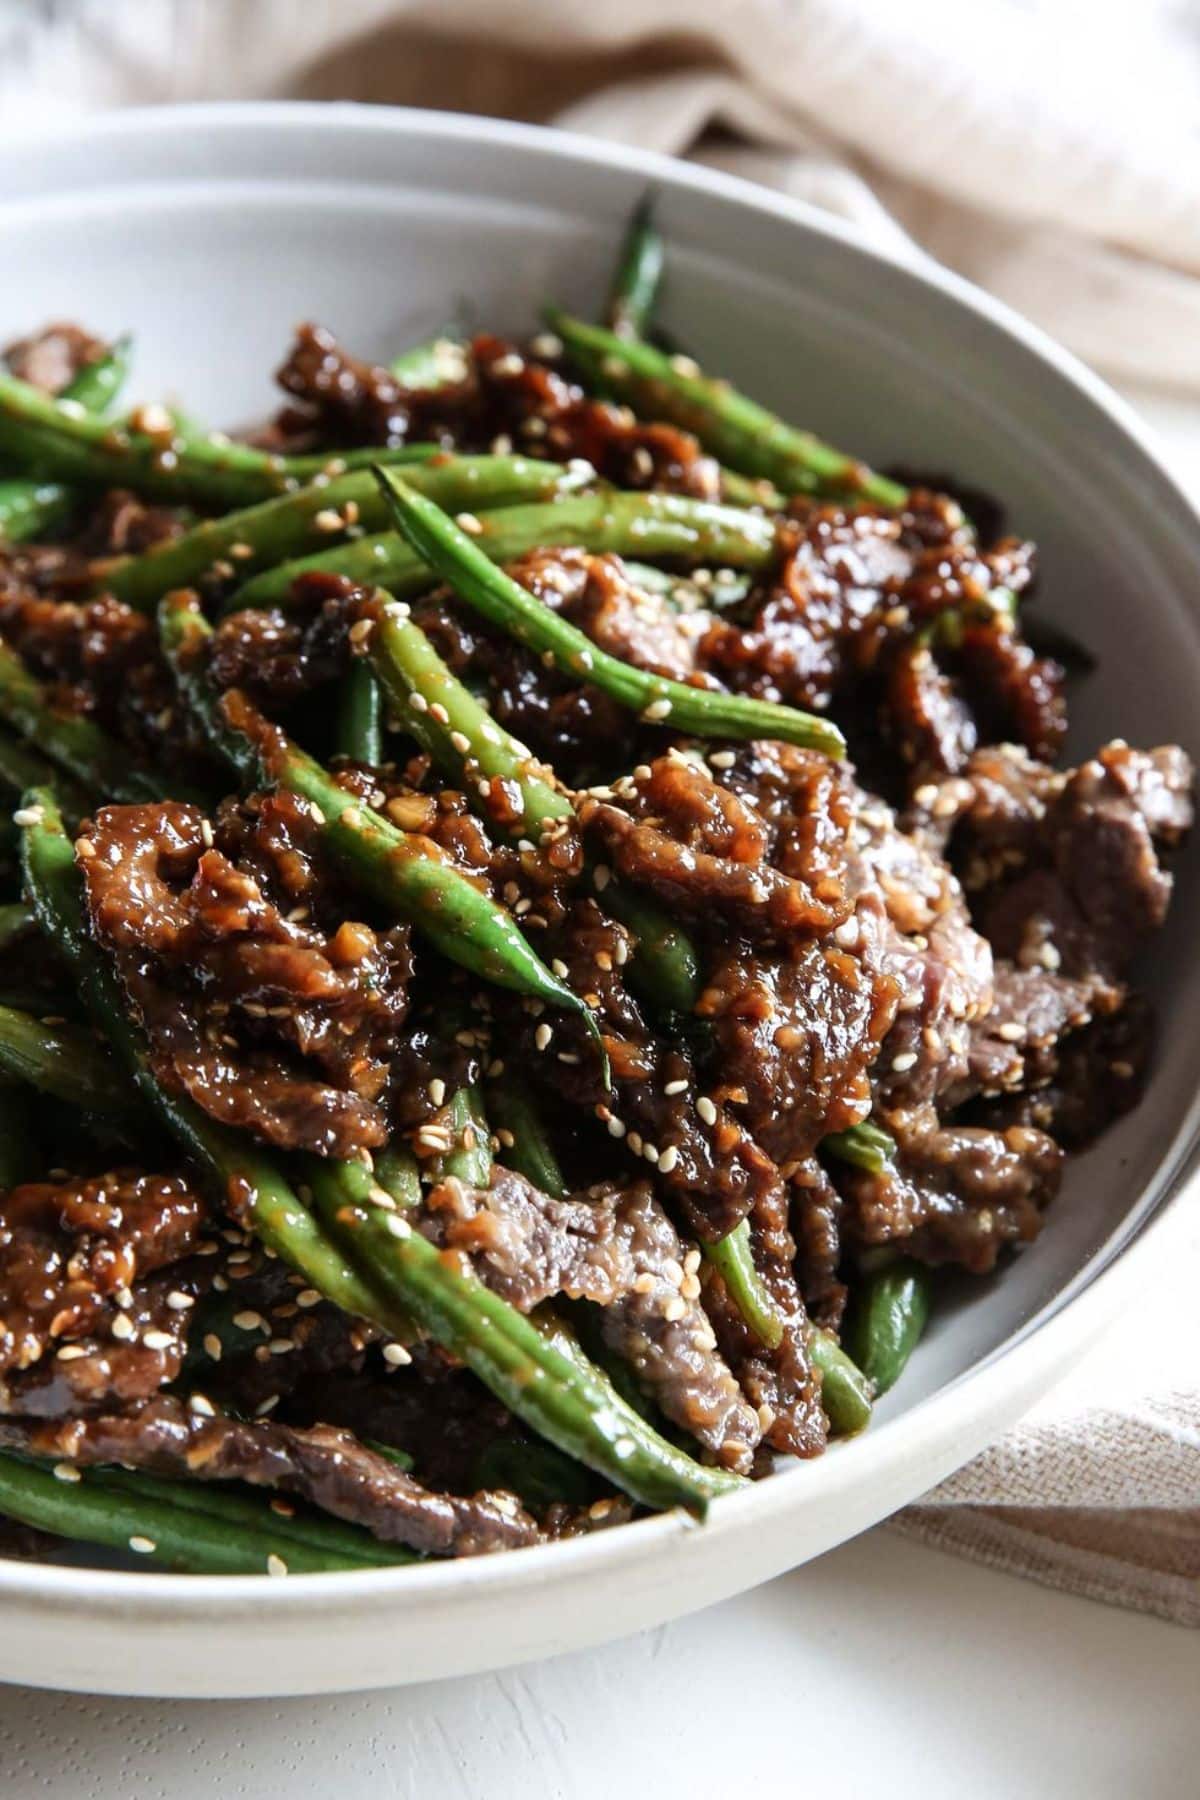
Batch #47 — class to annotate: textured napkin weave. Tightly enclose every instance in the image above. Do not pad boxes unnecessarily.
[4,0,1199,1622]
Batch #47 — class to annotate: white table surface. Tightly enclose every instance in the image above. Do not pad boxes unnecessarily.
[1,384,1197,1799]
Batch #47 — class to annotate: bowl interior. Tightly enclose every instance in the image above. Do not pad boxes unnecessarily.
[0,111,1196,1449]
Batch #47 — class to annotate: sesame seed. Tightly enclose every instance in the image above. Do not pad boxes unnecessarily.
[409,691,429,713]
[384,1215,411,1239]
[534,1023,553,1051]
[296,1289,322,1309]
[455,512,483,535]
[129,1535,157,1555]
[997,1022,1024,1043]
[663,1079,688,1096]
[551,958,569,979]
[607,1115,626,1138]
[657,1145,680,1174]
[204,1333,223,1361]
[663,1296,687,1323]
[166,1290,194,1311]
[55,1344,90,1361]
[269,1339,296,1356]
[12,805,44,828]
[531,332,563,359]
[189,1393,216,1417]
[643,1143,660,1164]
[367,1183,395,1210]
[314,508,344,533]
[890,1051,919,1072]
[382,1342,412,1367]
[255,1395,280,1417]
[641,698,673,722]
[1039,942,1062,970]
[110,1312,136,1342]
[708,750,736,770]
[267,1554,289,1578]
[696,1096,718,1126]
[632,1272,656,1295]
[449,730,471,755]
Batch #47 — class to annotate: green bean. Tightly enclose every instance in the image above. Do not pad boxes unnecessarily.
[95,1467,414,1568]
[702,1219,784,1350]
[622,561,752,611]
[159,597,607,1067]
[0,902,35,952]
[389,336,467,389]
[0,1000,146,1126]
[303,1148,742,1513]
[846,1258,932,1396]
[434,1085,493,1187]
[0,341,133,544]
[487,1075,567,1197]
[374,470,844,757]
[98,455,577,611]
[547,308,908,508]
[19,789,388,1326]
[334,663,382,765]
[0,478,74,544]
[473,1437,593,1510]
[366,598,701,1013]
[0,725,92,823]
[808,1328,874,1435]
[823,1119,897,1174]
[0,639,170,804]
[230,490,781,611]
[0,1453,406,1573]
[604,194,665,340]
[0,1083,38,1187]
[60,336,133,415]
[0,366,442,511]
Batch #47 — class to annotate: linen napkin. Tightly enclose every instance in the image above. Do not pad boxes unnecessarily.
[3,0,1198,1623]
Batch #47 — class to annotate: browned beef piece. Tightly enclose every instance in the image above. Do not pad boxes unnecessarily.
[0,585,207,770]
[949,961,1109,1107]
[951,741,1194,987]
[507,898,784,1241]
[79,491,188,559]
[422,1168,760,1471]
[976,994,1153,1148]
[698,911,899,1168]
[956,623,1066,763]
[81,800,412,1158]
[409,333,722,498]
[791,1159,847,1328]
[838,1105,1063,1273]
[886,640,978,775]
[0,1171,205,1379]
[580,751,855,941]
[210,602,348,707]
[276,322,410,446]
[4,1397,538,1557]
[4,322,105,394]
[701,1251,826,1460]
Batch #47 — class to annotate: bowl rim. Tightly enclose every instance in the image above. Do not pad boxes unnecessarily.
[0,97,1197,1628]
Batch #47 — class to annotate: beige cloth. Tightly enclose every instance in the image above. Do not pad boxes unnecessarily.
[3,0,1199,1623]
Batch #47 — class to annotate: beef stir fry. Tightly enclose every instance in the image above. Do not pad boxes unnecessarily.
[0,202,1189,1575]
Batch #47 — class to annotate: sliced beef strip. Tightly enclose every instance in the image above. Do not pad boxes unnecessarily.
[956,742,1194,989]
[946,961,1109,1108]
[972,993,1153,1148]
[790,1159,847,1329]
[4,1396,538,1557]
[885,640,978,776]
[0,1173,204,1382]
[697,899,899,1169]
[506,898,786,1241]
[81,800,412,1159]
[580,751,854,942]
[837,1104,1063,1274]
[275,322,411,446]
[422,1168,760,1471]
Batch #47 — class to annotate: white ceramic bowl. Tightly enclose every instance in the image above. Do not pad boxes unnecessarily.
[0,102,1197,1699]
